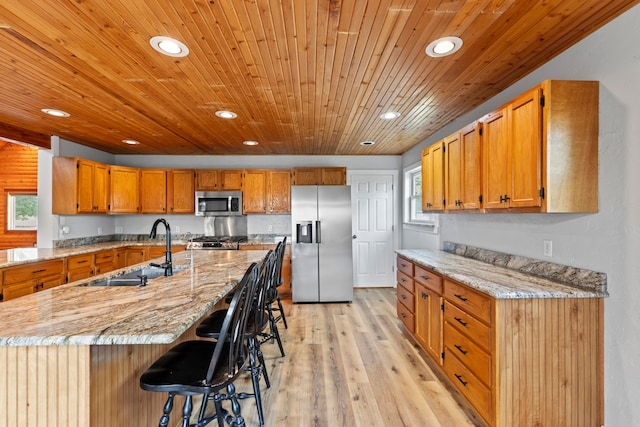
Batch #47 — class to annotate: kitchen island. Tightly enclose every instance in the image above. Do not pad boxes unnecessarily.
[0,249,268,427]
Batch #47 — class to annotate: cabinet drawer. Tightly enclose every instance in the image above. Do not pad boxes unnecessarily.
[444,322,492,387]
[414,265,442,293]
[95,249,115,264]
[397,299,415,333]
[68,253,94,270]
[396,271,413,292]
[444,347,492,424]
[3,259,65,285]
[444,279,492,324]
[396,257,414,277]
[444,301,492,352]
[397,283,414,312]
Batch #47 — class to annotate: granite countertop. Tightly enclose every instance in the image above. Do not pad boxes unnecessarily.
[242,235,289,246]
[0,249,267,347]
[396,248,608,299]
[0,240,186,269]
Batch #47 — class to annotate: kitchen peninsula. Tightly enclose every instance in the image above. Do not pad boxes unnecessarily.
[0,249,268,427]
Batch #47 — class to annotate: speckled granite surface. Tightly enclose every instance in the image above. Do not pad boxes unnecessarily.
[397,244,607,299]
[0,249,267,346]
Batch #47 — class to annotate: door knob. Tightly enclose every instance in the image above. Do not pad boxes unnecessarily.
[352,235,357,239]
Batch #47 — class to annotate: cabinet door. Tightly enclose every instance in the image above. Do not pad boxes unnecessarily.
[94,249,116,275]
[2,280,36,301]
[482,107,509,209]
[67,253,95,283]
[243,170,267,213]
[460,122,482,210]
[76,159,96,213]
[93,162,110,213]
[125,247,146,266]
[321,167,346,185]
[267,170,291,213]
[219,170,243,190]
[140,169,167,214]
[195,170,218,191]
[292,168,320,185]
[422,141,444,211]
[509,87,543,208]
[415,282,443,365]
[110,166,140,213]
[168,170,195,213]
[444,132,462,211]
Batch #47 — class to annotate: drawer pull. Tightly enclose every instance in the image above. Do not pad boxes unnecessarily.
[420,275,429,280]
[400,278,406,282]
[400,313,406,318]
[32,269,46,274]
[454,317,468,327]
[454,294,468,302]
[421,291,427,299]
[454,344,468,355]
[400,294,406,300]
[454,374,468,387]
[400,263,406,267]
[77,260,88,264]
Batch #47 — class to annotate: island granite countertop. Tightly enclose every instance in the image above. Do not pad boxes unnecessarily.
[396,247,608,299]
[0,249,267,347]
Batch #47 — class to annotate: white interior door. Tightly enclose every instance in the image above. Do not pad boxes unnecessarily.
[351,173,395,287]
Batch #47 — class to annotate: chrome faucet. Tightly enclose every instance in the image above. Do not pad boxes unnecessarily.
[149,218,173,276]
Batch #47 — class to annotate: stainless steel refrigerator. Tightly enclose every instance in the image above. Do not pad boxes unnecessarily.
[291,185,354,303]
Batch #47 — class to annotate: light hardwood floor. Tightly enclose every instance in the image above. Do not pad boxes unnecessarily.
[218,288,484,427]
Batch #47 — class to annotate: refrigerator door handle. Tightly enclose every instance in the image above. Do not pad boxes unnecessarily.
[316,220,321,244]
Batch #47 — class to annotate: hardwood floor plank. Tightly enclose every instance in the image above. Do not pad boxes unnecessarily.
[188,288,480,426]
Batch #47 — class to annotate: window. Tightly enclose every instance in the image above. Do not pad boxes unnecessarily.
[7,192,38,231]
[404,163,438,229]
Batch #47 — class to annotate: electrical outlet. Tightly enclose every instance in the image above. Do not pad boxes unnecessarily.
[97,226,103,235]
[543,240,552,257]
[268,224,273,232]
[175,225,181,233]
[115,226,123,234]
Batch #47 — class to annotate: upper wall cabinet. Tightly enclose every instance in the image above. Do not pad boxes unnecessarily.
[422,141,444,212]
[482,80,598,213]
[242,169,291,214]
[444,122,483,211]
[109,165,140,214]
[292,167,346,185]
[139,169,167,214]
[267,170,291,213]
[168,170,195,213]
[195,169,243,191]
[52,158,110,214]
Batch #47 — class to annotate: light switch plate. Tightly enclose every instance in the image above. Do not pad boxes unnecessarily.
[543,240,552,257]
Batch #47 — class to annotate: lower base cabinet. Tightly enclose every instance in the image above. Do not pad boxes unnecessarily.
[396,255,603,427]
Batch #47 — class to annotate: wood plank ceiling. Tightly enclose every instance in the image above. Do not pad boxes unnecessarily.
[0,0,638,155]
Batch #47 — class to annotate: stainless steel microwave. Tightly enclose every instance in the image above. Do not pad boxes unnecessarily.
[195,191,243,216]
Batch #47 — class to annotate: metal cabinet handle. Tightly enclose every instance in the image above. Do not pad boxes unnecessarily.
[454,317,468,327]
[421,292,427,299]
[454,294,468,302]
[454,344,468,355]
[454,374,468,386]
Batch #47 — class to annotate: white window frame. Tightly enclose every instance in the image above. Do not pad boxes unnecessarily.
[7,191,38,231]
[403,162,438,232]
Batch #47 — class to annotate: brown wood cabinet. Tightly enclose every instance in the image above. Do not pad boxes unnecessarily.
[396,254,604,427]
[109,165,140,213]
[139,169,167,214]
[1,259,65,301]
[292,167,346,185]
[52,158,110,214]
[414,265,443,364]
[481,80,599,213]
[444,122,482,211]
[243,169,291,214]
[66,253,95,283]
[195,169,243,191]
[421,141,444,211]
[396,257,415,333]
[168,170,195,213]
[94,249,116,275]
[242,170,268,213]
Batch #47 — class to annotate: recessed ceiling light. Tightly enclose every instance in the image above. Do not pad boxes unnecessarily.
[215,110,238,119]
[360,141,375,146]
[426,36,463,57]
[149,36,189,57]
[41,108,70,117]
[243,140,259,146]
[122,139,140,145]
[380,111,400,120]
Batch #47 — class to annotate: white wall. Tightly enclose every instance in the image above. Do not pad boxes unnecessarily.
[401,5,640,425]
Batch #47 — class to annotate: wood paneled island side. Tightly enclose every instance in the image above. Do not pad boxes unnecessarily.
[0,249,267,427]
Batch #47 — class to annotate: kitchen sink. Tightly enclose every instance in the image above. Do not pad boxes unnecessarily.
[79,264,190,287]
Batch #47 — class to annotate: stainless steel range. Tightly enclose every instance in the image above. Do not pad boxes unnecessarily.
[188,235,247,250]
[188,216,248,250]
